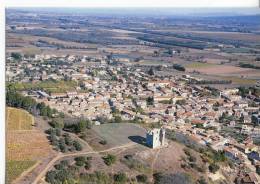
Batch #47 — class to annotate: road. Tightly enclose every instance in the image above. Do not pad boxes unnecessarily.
[32,142,137,184]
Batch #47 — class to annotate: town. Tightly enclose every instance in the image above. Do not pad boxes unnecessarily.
[6,52,260,184]
[5,7,260,184]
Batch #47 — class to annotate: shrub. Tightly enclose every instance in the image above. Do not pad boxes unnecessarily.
[197,176,207,184]
[189,155,197,162]
[49,118,64,129]
[183,148,191,156]
[103,154,116,166]
[99,140,107,145]
[153,172,192,184]
[136,174,148,183]
[55,128,61,136]
[114,172,127,183]
[209,163,220,173]
[85,161,91,170]
[256,165,260,175]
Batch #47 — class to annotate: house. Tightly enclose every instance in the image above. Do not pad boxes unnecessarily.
[252,114,260,126]
[236,172,259,184]
[50,92,67,99]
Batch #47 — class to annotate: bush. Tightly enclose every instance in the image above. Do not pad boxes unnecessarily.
[209,163,220,173]
[256,165,260,175]
[55,128,62,136]
[189,155,197,162]
[153,172,192,184]
[103,154,116,166]
[183,148,191,156]
[197,176,207,184]
[49,118,64,129]
[136,174,148,183]
[99,140,107,145]
[85,161,91,170]
[114,172,127,183]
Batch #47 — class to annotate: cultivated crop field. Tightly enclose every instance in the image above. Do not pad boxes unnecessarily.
[9,80,77,93]
[6,107,53,184]
[6,160,36,184]
[6,107,34,130]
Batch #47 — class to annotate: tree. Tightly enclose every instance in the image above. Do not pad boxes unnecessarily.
[50,118,64,129]
[114,116,122,123]
[73,140,82,151]
[45,170,57,183]
[55,128,61,136]
[75,120,91,133]
[146,96,154,106]
[64,134,73,146]
[11,52,22,60]
[148,67,155,75]
[75,156,86,167]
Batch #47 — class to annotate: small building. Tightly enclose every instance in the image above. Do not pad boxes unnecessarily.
[146,128,166,149]
[252,114,260,126]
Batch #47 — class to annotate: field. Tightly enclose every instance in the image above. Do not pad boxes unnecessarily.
[6,160,36,184]
[9,80,77,93]
[185,62,216,69]
[83,123,147,151]
[92,123,147,147]
[6,107,53,184]
[6,107,34,130]
[221,76,257,85]
[187,65,257,75]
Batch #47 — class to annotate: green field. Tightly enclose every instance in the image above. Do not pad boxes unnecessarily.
[6,160,36,184]
[6,107,34,130]
[185,62,215,68]
[8,80,77,93]
[222,76,257,85]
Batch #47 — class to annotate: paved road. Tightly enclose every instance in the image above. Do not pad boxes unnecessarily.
[32,142,137,184]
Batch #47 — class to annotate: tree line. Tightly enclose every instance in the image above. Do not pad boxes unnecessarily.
[6,87,60,118]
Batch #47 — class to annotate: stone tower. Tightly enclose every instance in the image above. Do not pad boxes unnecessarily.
[146,128,166,149]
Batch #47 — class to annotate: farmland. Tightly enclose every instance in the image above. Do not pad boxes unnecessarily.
[6,107,34,130]
[6,107,54,184]
[6,160,36,184]
[9,80,77,93]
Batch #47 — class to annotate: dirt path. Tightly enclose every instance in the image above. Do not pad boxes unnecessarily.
[12,161,40,184]
[32,142,137,184]
[150,149,160,182]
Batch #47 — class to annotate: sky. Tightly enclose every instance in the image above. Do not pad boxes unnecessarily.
[4,0,259,7]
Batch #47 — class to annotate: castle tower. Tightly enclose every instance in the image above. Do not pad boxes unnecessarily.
[146,128,166,149]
